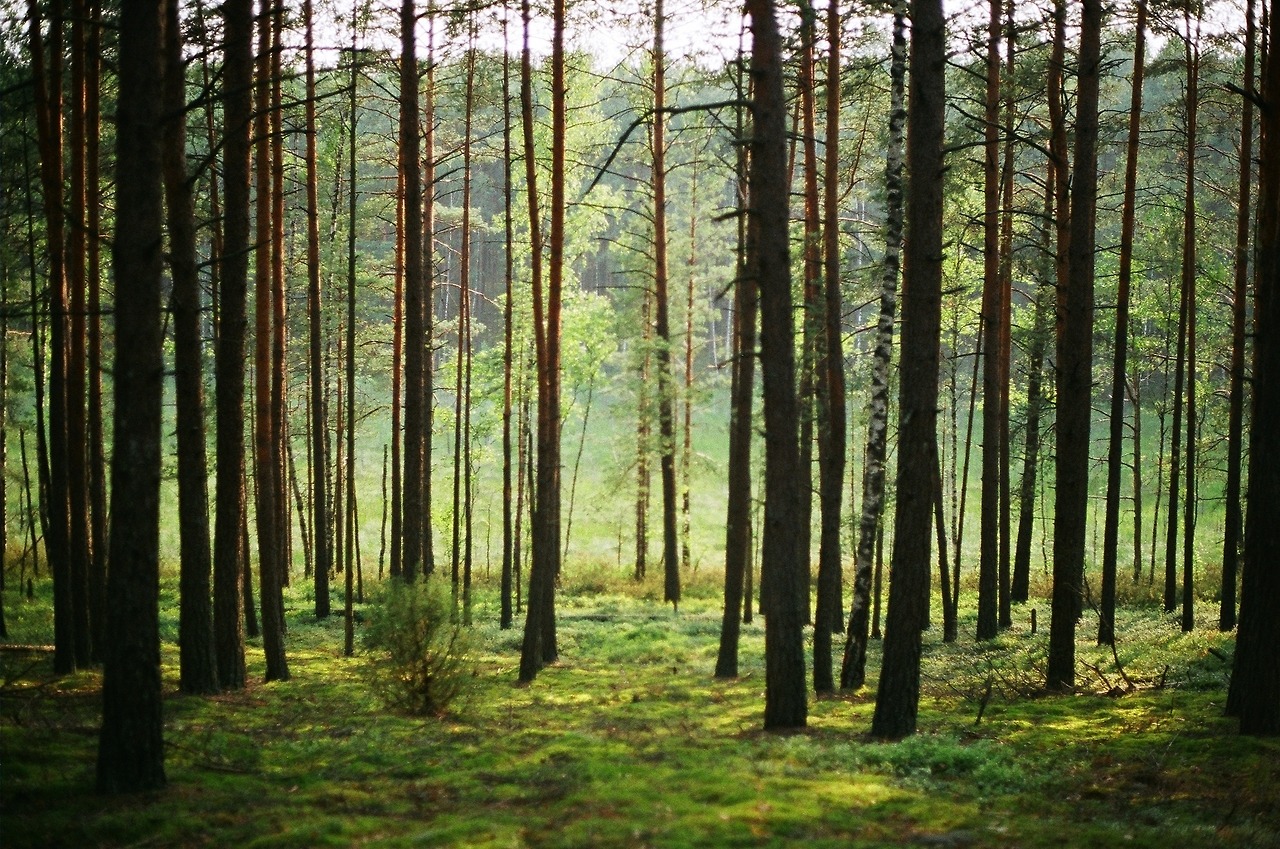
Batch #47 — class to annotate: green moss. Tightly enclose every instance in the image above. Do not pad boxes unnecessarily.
[3,582,1276,848]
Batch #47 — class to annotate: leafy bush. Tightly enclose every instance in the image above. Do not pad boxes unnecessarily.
[361,581,474,716]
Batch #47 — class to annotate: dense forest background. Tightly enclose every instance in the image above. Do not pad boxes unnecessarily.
[2,0,1278,805]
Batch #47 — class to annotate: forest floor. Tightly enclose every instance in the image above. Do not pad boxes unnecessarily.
[3,568,1278,848]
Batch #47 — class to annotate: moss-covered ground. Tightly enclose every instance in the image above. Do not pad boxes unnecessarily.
[3,570,1277,848]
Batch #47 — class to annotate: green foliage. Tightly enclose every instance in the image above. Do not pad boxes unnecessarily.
[858,733,1031,795]
[360,580,474,717]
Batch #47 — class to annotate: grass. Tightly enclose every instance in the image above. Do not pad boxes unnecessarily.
[2,569,1278,848]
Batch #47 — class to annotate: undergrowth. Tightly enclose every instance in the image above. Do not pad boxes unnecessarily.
[2,572,1277,849]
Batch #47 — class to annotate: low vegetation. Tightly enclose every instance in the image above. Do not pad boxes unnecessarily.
[3,569,1277,848]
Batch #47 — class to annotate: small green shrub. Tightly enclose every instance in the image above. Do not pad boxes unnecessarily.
[360,581,474,716]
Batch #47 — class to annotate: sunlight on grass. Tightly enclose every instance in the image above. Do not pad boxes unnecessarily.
[3,576,1277,848]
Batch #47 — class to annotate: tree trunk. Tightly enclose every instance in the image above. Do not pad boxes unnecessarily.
[1047,0,1100,693]
[519,0,564,682]
[977,0,1002,642]
[1221,0,1254,631]
[635,287,652,582]
[1180,17,1200,634]
[1164,271,1189,612]
[269,0,288,600]
[212,0,252,690]
[28,0,74,675]
[86,0,107,660]
[715,45,754,679]
[67,0,93,668]
[842,3,904,691]
[1099,0,1147,645]
[501,4,516,630]
[651,0,681,610]
[96,0,166,792]
[254,0,288,682]
[871,0,945,740]
[344,33,359,659]
[1012,170,1054,604]
[746,0,806,731]
[401,0,429,583]
[996,0,1015,631]
[306,0,331,616]
[1228,0,1280,735]
[812,0,846,695]
[165,0,218,695]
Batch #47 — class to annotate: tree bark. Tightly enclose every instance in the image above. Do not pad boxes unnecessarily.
[344,32,359,659]
[212,0,252,690]
[1012,170,1054,604]
[977,0,1002,642]
[744,0,806,730]
[67,0,93,668]
[253,0,288,681]
[501,4,516,630]
[165,0,219,695]
[1048,0,1101,693]
[97,0,167,792]
[651,0,681,610]
[306,0,331,616]
[715,44,754,679]
[1100,0,1147,645]
[28,0,74,675]
[401,0,427,583]
[1221,0,1254,631]
[842,3,904,691]
[812,0,846,695]
[1180,16,1200,634]
[519,0,564,682]
[871,0,945,740]
[1228,0,1280,735]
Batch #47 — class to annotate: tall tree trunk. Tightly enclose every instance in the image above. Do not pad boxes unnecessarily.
[871,0,945,739]
[1221,0,1254,631]
[344,32,359,659]
[519,0,563,681]
[254,0,288,682]
[1048,0,1101,693]
[1164,267,1189,612]
[401,0,429,582]
[651,0,681,610]
[635,288,652,582]
[306,0,331,616]
[681,167,698,577]
[165,0,219,695]
[747,0,806,731]
[1228,0,1280,735]
[86,0,107,660]
[213,0,252,690]
[842,3,904,691]
[1100,0,1147,645]
[996,0,1015,631]
[269,0,288,599]
[1012,170,1054,604]
[96,0,166,792]
[67,0,93,668]
[454,32,477,625]
[977,0,1003,642]
[715,44,754,679]
[501,3,516,630]
[28,0,74,675]
[795,0,823,631]
[812,0,846,695]
[934,438,956,642]
[1180,16,1200,635]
